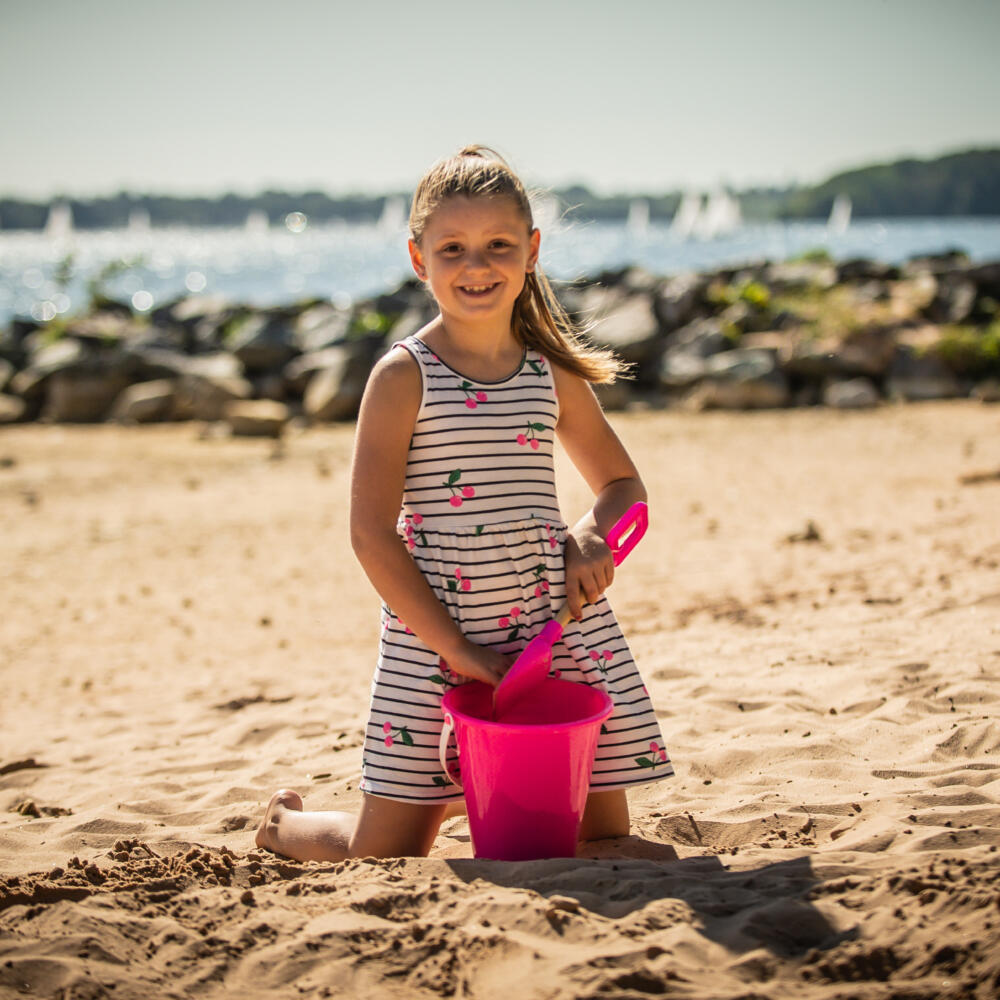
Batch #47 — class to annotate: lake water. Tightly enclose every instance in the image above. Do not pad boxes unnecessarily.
[2,216,999,327]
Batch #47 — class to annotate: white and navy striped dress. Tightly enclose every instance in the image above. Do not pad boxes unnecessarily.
[360,335,673,802]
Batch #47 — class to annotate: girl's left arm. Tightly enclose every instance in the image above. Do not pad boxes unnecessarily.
[552,364,648,619]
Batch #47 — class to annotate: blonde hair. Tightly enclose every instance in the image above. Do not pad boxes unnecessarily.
[408,145,627,384]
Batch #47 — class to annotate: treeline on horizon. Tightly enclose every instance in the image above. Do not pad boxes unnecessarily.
[1,147,998,231]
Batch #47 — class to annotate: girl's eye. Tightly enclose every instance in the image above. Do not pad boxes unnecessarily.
[440,243,462,254]
[490,240,511,249]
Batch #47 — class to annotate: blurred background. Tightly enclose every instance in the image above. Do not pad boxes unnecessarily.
[1,0,998,327]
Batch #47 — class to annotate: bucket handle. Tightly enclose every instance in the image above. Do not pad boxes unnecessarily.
[438,711,462,788]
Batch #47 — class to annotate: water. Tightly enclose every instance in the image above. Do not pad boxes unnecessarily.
[2,216,999,327]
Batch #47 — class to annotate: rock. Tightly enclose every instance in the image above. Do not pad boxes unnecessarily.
[965,261,1000,299]
[42,370,132,422]
[902,249,970,277]
[668,317,730,358]
[303,341,382,422]
[780,325,897,381]
[578,287,663,376]
[0,394,26,423]
[226,312,300,373]
[172,359,253,421]
[763,260,837,292]
[654,272,708,333]
[592,379,632,412]
[293,303,352,353]
[683,349,789,410]
[971,378,1000,403]
[823,377,880,409]
[253,373,287,402]
[836,259,900,283]
[885,346,964,401]
[0,358,12,394]
[284,346,354,396]
[10,338,87,399]
[110,380,176,424]
[926,275,977,324]
[225,399,290,437]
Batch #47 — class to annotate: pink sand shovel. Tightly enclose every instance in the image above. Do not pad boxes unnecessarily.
[492,501,648,719]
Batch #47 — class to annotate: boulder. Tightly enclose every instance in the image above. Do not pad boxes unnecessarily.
[226,312,300,373]
[0,394,26,423]
[585,292,663,378]
[885,346,964,401]
[293,303,352,353]
[926,275,977,324]
[836,259,900,282]
[659,318,732,388]
[971,378,1000,403]
[779,325,897,381]
[823,377,880,409]
[592,379,633,412]
[225,399,290,438]
[171,355,252,421]
[763,260,837,292]
[42,370,132,422]
[110,380,177,424]
[0,358,12,394]
[966,262,1000,300]
[10,338,87,400]
[682,349,789,410]
[653,272,708,333]
[303,340,383,422]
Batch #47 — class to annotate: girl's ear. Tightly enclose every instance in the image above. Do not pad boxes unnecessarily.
[408,239,427,280]
[526,228,541,273]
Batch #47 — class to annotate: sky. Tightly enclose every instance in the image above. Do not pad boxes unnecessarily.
[1,0,998,199]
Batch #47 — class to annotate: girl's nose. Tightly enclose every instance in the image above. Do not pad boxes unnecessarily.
[464,249,489,271]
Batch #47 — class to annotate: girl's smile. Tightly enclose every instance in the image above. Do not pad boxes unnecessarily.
[408,195,540,326]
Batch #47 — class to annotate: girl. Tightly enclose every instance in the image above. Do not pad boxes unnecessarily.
[256,146,673,861]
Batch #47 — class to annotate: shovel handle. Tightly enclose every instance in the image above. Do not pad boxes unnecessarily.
[607,501,648,566]
[555,502,648,621]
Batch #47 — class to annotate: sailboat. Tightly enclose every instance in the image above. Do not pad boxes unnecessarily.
[378,196,406,234]
[827,193,852,235]
[44,201,74,240]
[694,189,742,240]
[626,198,650,238]
[670,191,702,240]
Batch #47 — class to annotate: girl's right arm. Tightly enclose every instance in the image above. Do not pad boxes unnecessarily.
[348,347,508,686]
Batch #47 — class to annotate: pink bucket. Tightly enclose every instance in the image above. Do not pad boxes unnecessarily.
[439,679,613,861]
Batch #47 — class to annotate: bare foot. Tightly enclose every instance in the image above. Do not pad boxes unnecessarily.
[255,788,303,852]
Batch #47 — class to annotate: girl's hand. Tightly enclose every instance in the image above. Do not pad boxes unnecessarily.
[442,640,511,687]
[564,528,615,620]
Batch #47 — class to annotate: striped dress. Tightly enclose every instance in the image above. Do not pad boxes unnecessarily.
[360,335,673,802]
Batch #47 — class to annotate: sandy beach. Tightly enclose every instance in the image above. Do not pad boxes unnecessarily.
[2,401,999,999]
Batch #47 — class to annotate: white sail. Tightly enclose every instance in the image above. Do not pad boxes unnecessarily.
[44,201,74,240]
[694,189,742,240]
[626,198,650,238]
[244,209,269,235]
[670,191,703,240]
[827,193,852,235]
[378,196,406,233]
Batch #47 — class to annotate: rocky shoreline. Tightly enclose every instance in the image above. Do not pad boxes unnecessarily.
[1,251,998,434]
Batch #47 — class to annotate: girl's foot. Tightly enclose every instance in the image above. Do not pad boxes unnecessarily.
[255,788,303,852]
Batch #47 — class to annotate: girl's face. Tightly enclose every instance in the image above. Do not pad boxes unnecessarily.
[408,195,540,327]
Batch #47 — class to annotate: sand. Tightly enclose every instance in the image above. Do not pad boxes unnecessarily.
[1,401,999,999]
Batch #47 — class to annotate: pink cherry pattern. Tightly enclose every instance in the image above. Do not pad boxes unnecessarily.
[517,420,547,448]
[460,381,488,409]
[444,469,475,507]
[636,739,668,770]
[448,567,472,593]
[499,605,524,641]
[382,721,414,749]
